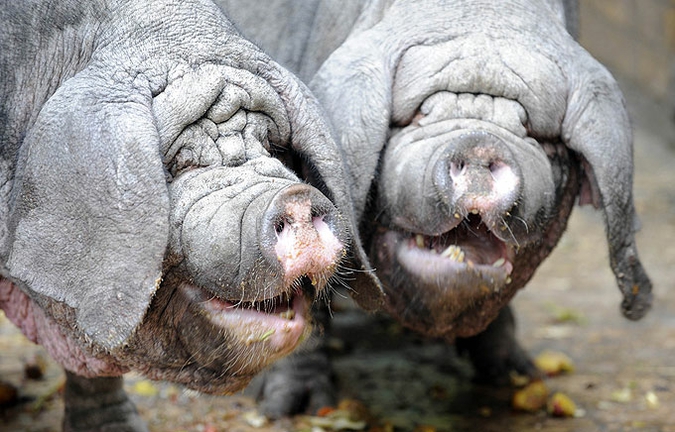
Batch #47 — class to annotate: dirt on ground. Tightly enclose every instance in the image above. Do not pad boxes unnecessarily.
[1,79,674,432]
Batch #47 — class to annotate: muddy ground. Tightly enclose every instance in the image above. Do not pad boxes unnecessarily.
[1,78,674,432]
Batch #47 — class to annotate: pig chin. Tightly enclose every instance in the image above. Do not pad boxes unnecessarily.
[372,212,517,339]
[127,269,328,395]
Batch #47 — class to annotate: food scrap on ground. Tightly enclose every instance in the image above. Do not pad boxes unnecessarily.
[512,380,549,412]
[534,350,575,376]
[547,392,577,417]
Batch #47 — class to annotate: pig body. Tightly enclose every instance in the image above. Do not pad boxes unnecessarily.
[219,0,652,416]
[0,1,382,430]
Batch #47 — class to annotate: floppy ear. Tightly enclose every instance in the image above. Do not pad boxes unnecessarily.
[308,36,393,224]
[303,36,393,311]
[258,58,386,311]
[6,69,170,352]
[563,62,652,320]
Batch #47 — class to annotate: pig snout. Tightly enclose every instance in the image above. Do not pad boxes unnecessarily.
[170,164,348,304]
[434,131,522,231]
[372,121,560,338]
[262,183,345,289]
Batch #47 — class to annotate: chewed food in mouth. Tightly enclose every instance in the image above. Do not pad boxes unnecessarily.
[386,214,515,291]
[181,282,312,355]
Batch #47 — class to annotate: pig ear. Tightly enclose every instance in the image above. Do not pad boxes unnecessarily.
[304,38,392,311]
[260,59,386,311]
[6,72,169,352]
[563,64,652,320]
[309,37,393,223]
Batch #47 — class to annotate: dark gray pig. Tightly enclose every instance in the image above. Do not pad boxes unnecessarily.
[0,0,382,430]
[220,0,653,416]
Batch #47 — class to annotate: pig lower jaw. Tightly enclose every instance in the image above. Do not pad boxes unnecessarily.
[379,226,514,290]
[180,284,309,353]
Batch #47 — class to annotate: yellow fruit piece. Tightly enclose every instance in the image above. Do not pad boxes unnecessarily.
[547,392,577,417]
[513,380,549,412]
[131,380,159,397]
[534,351,575,376]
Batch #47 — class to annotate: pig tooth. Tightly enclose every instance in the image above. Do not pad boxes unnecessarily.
[492,258,506,267]
[441,245,465,262]
[415,234,425,248]
[454,213,461,219]
[279,310,295,320]
[506,277,512,284]
[440,245,458,258]
[467,259,475,269]
[470,208,479,215]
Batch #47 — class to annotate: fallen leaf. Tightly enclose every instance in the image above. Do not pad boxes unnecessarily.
[413,426,436,432]
[337,398,371,422]
[317,406,337,417]
[645,391,659,409]
[610,388,632,403]
[544,302,587,324]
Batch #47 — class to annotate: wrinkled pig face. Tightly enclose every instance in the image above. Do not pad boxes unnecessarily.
[117,66,348,393]
[370,92,580,339]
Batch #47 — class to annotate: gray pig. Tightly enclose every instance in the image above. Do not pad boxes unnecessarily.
[0,0,382,430]
[220,0,653,416]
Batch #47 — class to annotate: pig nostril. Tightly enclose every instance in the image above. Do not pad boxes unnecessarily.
[275,220,286,235]
[450,161,465,179]
[489,161,510,180]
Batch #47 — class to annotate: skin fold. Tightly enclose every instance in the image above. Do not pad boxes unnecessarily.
[0,0,383,430]
[219,0,653,417]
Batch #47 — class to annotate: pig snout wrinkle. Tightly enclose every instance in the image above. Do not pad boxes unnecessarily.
[265,184,344,288]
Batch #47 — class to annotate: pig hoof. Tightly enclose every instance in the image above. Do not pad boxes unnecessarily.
[456,306,540,386]
[252,347,335,418]
[465,344,540,386]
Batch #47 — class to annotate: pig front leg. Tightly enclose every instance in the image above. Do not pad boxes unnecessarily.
[456,306,540,385]
[250,302,336,418]
[63,372,146,432]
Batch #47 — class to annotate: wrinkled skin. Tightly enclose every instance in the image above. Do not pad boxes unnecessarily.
[221,0,653,416]
[0,0,383,430]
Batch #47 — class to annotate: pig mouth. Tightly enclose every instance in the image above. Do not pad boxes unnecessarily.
[379,214,515,291]
[180,281,312,354]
